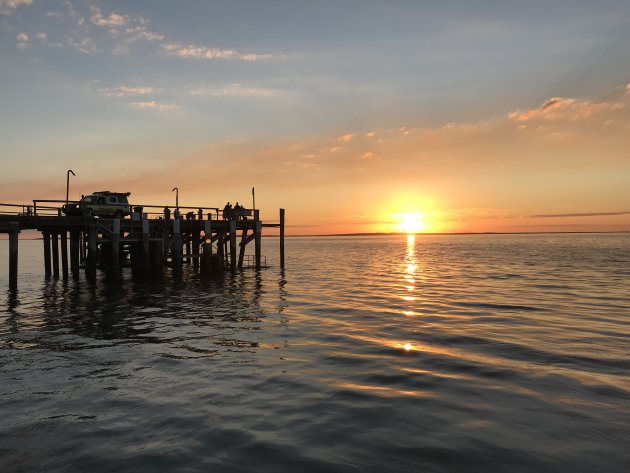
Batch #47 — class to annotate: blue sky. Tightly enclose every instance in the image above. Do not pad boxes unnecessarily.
[1,0,630,232]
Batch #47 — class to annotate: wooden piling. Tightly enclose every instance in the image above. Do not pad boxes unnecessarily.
[216,232,225,267]
[229,220,237,271]
[8,222,19,292]
[192,230,200,269]
[43,232,52,277]
[87,224,97,281]
[142,219,150,273]
[51,233,60,277]
[238,226,248,269]
[111,219,120,278]
[254,210,261,270]
[185,233,191,265]
[172,219,182,270]
[70,230,80,278]
[280,208,285,269]
[202,220,212,273]
[60,231,69,279]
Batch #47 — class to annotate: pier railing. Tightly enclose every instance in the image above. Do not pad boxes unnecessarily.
[0,200,249,221]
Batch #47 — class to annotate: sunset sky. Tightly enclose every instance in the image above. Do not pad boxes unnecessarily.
[1,0,629,234]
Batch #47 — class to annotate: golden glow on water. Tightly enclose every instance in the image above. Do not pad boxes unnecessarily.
[404,343,412,351]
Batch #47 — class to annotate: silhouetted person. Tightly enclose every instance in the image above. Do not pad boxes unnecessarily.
[164,206,171,220]
[174,207,181,220]
[223,202,232,220]
[198,208,203,220]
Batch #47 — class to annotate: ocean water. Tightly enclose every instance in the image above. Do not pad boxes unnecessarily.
[0,234,629,472]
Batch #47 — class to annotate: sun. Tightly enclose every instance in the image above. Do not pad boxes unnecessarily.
[397,213,427,234]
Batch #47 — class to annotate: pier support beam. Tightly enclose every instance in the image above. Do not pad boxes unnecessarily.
[280,208,285,269]
[86,224,97,281]
[254,210,261,270]
[60,231,68,279]
[70,230,80,278]
[192,230,200,269]
[110,219,120,279]
[8,222,19,293]
[238,227,248,269]
[51,233,60,278]
[172,219,182,271]
[142,219,150,274]
[216,232,225,268]
[201,220,213,274]
[229,220,237,271]
[43,232,52,277]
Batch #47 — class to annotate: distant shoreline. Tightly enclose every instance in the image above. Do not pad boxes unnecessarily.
[271,230,630,238]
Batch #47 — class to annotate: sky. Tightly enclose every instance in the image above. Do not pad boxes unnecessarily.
[1,0,629,234]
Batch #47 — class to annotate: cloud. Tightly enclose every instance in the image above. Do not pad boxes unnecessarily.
[508,96,623,123]
[36,32,47,40]
[190,83,277,97]
[531,211,630,218]
[101,85,158,97]
[129,101,178,111]
[0,0,32,15]
[90,6,128,28]
[161,43,273,61]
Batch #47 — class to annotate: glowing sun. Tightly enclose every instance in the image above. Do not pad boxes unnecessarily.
[398,213,427,234]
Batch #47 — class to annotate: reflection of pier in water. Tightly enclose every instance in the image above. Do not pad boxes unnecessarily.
[3,270,287,360]
[0,200,286,295]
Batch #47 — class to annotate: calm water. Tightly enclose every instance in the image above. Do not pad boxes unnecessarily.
[1,234,629,472]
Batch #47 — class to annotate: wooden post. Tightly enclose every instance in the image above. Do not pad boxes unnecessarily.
[254,210,261,270]
[216,232,225,268]
[70,230,80,278]
[87,224,97,281]
[280,208,285,269]
[51,233,60,277]
[202,220,212,273]
[192,229,200,269]
[43,232,52,277]
[111,219,120,278]
[229,220,237,271]
[60,231,69,279]
[238,226,248,269]
[8,222,19,292]
[172,219,182,270]
[185,232,191,265]
[142,219,150,274]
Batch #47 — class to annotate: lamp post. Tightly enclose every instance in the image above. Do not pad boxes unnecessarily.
[172,187,179,208]
[66,169,76,204]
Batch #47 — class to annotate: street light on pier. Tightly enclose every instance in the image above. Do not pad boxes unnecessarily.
[172,187,179,208]
[66,169,76,204]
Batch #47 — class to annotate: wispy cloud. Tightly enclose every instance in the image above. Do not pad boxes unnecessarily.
[15,32,28,48]
[101,85,159,97]
[161,43,273,61]
[531,211,630,218]
[190,83,277,97]
[89,7,128,28]
[508,96,623,123]
[129,101,178,111]
[0,0,32,15]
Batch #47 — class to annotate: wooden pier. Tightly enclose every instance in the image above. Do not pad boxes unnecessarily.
[0,201,285,293]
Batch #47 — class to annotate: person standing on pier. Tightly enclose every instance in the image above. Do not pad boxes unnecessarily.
[174,207,180,220]
[197,208,203,220]
[164,206,171,220]
[223,202,232,220]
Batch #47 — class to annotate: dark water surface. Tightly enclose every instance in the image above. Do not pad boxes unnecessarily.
[1,234,629,472]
